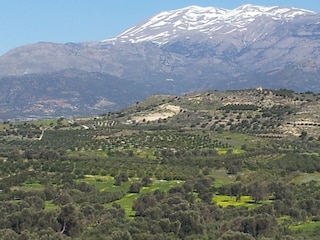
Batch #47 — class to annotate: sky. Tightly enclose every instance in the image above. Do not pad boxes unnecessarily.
[1,0,320,55]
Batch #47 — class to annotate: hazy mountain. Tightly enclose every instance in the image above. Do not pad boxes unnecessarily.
[1,4,320,119]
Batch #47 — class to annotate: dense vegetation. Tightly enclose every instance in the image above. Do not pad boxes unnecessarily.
[1,89,320,239]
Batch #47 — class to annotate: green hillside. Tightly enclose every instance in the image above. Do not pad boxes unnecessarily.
[1,89,320,239]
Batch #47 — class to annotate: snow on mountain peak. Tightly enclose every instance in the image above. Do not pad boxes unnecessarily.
[102,4,316,44]
[232,4,314,20]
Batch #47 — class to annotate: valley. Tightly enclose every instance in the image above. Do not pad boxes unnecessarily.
[1,89,320,239]
[1,3,320,239]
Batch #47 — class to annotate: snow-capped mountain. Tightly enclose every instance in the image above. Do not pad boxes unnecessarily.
[103,4,315,45]
[1,4,320,118]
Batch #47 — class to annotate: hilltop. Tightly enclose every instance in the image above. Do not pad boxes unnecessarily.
[89,88,320,140]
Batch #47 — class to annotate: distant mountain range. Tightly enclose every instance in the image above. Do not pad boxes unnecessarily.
[1,4,320,120]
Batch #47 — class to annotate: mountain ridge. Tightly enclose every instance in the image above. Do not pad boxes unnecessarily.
[1,4,320,119]
[102,4,316,45]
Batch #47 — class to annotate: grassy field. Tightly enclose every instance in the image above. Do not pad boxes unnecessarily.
[292,172,320,185]
[79,175,123,191]
[45,201,59,211]
[13,175,184,217]
[290,221,320,232]
[214,195,272,209]
[211,169,235,187]
[16,183,45,192]
[105,179,183,218]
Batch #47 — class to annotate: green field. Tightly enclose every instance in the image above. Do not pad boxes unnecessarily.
[214,195,272,209]
[2,89,320,239]
[290,221,320,233]
[105,179,183,218]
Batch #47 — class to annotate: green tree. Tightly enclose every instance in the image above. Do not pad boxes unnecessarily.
[300,131,308,140]
[58,203,83,237]
[141,175,152,187]
[133,193,158,216]
[0,229,19,240]
[230,183,242,202]
[24,195,45,210]
[249,182,268,203]
[220,230,255,240]
[109,230,132,240]
[128,183,141,193]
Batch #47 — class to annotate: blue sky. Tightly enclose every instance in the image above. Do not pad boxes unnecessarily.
[1,0,319,55]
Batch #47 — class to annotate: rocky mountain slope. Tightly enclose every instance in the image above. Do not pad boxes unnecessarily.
[1,4,320,119]
[0,69,170,121]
